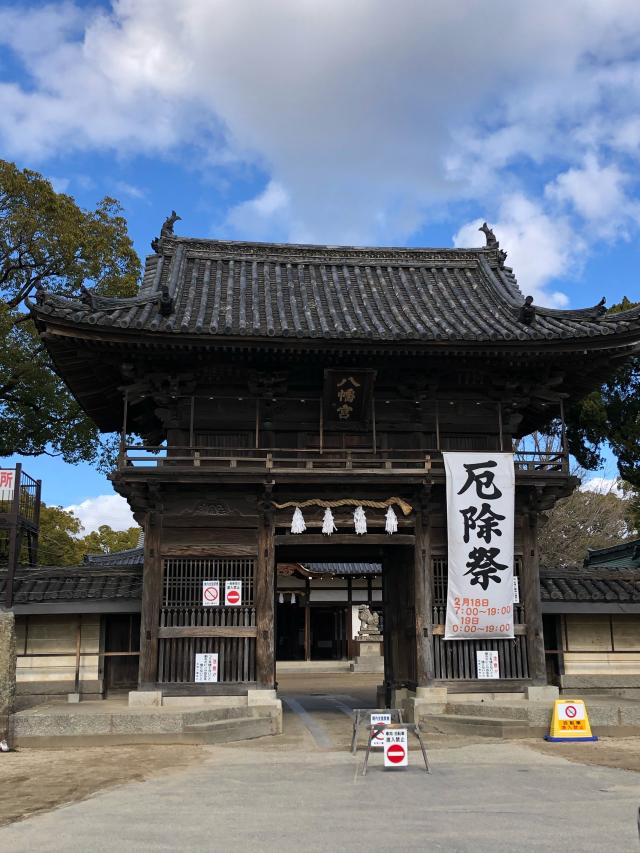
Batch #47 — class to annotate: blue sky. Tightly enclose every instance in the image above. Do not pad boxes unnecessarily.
[1,0,638,528]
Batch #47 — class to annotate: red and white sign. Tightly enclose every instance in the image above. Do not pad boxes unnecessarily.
[383,728,408,768]
[202,581,220,607]
[194,652,218,683]
[0,470,15,502]
[225,580,242,606]
[370,713,391,747]
[557,702,585,721]
[476,650,500,679]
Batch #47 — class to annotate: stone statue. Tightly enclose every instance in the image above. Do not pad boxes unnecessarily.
[357,605,381,638]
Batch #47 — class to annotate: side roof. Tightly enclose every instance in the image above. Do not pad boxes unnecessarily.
[32,234,640,346]
[584,538,640,569]
[0,565,142,609]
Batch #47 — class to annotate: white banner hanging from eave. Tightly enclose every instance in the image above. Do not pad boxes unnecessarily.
[444,452,515,640]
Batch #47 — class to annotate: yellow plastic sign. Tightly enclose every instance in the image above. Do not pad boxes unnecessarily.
[545,699,597,742]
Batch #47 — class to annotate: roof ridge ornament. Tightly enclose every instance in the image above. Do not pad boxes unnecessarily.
[479,221,498,248]
[519,295,536,325]
[151,210,182,254]
[479,222,507,265]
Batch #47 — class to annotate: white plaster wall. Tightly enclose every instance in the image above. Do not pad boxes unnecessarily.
[564,614,640,675]
[15,615,100,683]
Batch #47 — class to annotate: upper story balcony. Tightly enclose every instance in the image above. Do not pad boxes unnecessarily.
[117,444,569,481]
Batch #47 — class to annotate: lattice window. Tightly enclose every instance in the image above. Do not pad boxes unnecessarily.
[158,557,256,684]
[431,556,528,679]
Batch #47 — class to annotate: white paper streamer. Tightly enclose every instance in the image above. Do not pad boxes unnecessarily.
[291,507,306,533]
[322,507,337,535]
[385,506,398,534]
[354,505,367,534]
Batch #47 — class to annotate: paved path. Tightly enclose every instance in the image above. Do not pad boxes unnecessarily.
[2,681,640,852]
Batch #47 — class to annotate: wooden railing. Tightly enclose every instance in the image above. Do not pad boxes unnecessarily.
[118,445,569,475]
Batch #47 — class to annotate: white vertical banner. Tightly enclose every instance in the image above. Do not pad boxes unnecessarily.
[444,452,515,640]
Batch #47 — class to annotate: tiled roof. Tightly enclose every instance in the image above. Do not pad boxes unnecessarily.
[303,562,381,576]
[584,538,640,569]
[32,235,640,345]
[540,567,640,603]
[1,566,142,604]
[84,547,144,568]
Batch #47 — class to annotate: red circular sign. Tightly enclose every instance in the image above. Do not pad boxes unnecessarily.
[227,588,240,605]
[565,704,577,719]
[203,586,219,602]
[386,744,406,764]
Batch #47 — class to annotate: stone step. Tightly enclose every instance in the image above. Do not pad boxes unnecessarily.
[10,701,281,747]
[183,715,277,742]
[445,702,530,721]
[421,714,532,739]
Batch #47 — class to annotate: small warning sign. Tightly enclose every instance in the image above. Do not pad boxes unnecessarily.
[476,650,499,679]
[202,580,220,607]
[194,652,218,683]
[225,580,242,606]
[370,713,391,748]
[545,699,597,742]
[383,727,408,768]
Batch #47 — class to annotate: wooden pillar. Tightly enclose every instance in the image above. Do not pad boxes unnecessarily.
[304,578,311,661]
[255,509,275,687]
[138,512,163,688]
[414,494,435,685]
[522,510,547,684]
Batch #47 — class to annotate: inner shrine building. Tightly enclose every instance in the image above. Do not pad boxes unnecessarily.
[31,222,640,713]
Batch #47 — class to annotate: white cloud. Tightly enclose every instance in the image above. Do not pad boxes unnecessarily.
[453,196,575,307]
[580,477,624,496]
[227,181,293,241]
[114,180,147,200]
[3,1,640,290]
[65,494,136,534]
[545,155,639,238]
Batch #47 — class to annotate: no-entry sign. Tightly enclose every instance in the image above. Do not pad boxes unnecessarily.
[383,727,408,768]
[225,580,242,606]
[202,580,220,607]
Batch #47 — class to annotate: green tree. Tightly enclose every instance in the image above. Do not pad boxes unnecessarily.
[37,504,85,566]
[0,160,140,464]
[82,525,141,555]
[564,297,640,488]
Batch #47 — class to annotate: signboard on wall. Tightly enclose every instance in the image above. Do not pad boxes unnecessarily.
[322,369,376,427]
[476,650,500,679]
[195,653,219,682]
[0,469,15,503]
[202,580,220,606]
[225,580,242,606]
[444,452,515,640]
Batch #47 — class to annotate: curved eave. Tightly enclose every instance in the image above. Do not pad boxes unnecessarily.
[34,310,640,356]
